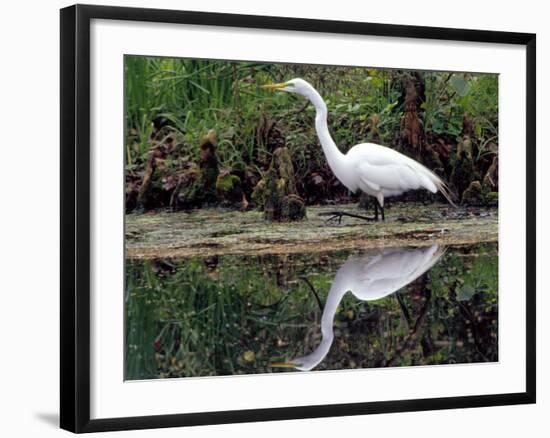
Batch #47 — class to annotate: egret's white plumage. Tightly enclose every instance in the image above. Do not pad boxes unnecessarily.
[274,245,446,371]
[262,78,454,212]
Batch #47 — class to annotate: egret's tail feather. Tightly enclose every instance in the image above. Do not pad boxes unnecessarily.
[436,180,457,208]
[409,160,457,208]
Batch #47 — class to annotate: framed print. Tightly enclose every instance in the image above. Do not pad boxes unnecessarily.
[60,4,536,433]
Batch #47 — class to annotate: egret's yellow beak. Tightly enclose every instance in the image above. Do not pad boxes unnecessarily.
[260,82,288,90]
[270,361,296,368]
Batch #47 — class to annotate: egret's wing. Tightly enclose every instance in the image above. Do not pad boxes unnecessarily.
[357,161,433,193]
[349,144,439,193]
[349,245,445,301]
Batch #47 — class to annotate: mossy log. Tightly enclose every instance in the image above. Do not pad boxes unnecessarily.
[125,203,498,260]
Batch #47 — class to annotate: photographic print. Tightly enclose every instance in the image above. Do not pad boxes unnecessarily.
[124,56,498,380]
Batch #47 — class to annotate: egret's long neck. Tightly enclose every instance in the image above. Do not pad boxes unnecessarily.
[320,282,347,340]
[296,272,349,371]
[306,89,348,186]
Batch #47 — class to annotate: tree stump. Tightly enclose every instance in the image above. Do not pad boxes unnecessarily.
[254,147,306,222]
[453,113,481,204]
[481,155,499,206]
[135,151,158,212]
[461,180,482,205]
[399,73,425,161]
[216,171,248,210]
[178,129,220,208]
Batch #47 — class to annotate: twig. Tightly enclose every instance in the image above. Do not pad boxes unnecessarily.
[385,289,432,367]
[395,292,412,330]
[299,276,323,311]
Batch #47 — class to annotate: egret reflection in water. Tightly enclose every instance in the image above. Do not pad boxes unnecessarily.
[272,244,446,371]
[125,242,498,379]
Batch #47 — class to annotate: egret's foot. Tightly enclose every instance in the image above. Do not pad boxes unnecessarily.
[319,211,378,225]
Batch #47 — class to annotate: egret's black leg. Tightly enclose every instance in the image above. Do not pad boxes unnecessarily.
[320,195,386,224]
[319,211,377,224]
[374,198,385,221]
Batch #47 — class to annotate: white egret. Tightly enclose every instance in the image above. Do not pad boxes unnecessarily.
[262,78,455,221]
[272,244,446,371]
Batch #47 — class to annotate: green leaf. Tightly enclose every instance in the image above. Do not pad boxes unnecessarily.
[475,124,482,137]
[450,75,470,97]
[382,101,398,114]
[457,284,476,301]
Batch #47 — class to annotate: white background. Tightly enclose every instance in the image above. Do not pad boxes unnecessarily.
[0,0,547,436]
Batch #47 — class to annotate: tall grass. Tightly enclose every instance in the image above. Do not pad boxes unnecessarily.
[125,56,282,168]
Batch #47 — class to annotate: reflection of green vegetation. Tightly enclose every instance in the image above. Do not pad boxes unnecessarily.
[125,244,497,380]
[125,253,334,379]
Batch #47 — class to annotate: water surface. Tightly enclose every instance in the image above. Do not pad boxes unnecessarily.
[125,242,497,380]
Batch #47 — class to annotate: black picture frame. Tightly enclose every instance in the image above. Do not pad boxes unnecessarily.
[60,4,536,433]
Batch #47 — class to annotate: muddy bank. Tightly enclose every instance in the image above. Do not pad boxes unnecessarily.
[125,203,497,259]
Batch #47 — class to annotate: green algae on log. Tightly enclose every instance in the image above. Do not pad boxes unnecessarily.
[125,203,497,259]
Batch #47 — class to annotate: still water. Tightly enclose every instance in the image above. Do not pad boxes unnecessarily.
[125,243,497,380]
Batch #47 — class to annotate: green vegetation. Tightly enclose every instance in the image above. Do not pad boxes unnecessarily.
[124,56,499,212]
[125,243,497,380]
[123,58,499,380]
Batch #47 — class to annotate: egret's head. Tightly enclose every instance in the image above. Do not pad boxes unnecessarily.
[260,78,314,97]
[270,358,307,371]
[270,345,330,372]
